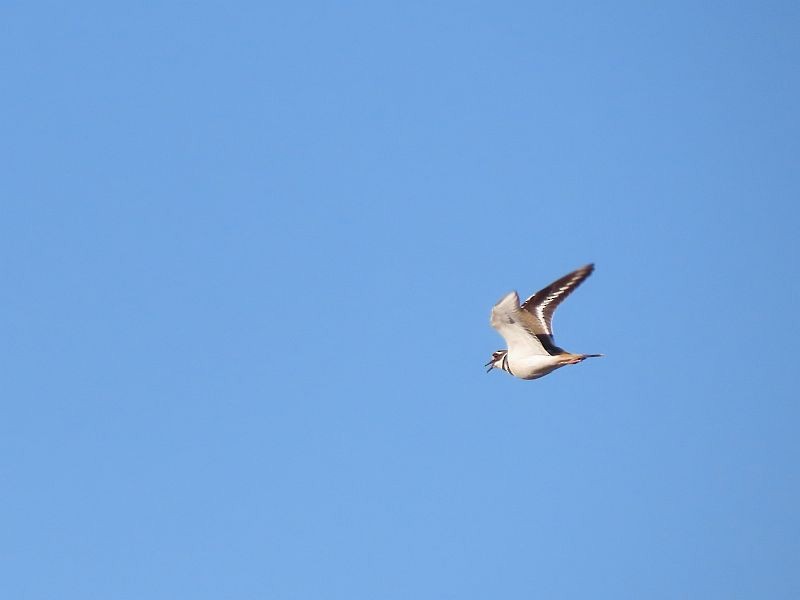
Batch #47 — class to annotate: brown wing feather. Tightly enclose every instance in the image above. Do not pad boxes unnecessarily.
[521,264,594,336]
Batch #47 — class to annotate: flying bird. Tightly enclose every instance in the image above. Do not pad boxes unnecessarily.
[486,264,602,380]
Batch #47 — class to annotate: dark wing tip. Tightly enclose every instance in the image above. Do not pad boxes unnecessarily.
[563,263,595,285]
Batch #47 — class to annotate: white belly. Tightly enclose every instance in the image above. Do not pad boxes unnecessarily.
[507,354,565,380]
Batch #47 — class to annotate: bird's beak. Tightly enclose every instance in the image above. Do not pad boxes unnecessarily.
[485,360,494,373]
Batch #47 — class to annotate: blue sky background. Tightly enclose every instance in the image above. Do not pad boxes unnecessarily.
[2,2,799,598]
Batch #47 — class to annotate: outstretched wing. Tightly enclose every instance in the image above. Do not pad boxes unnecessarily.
[521,264,594,339]
[490,291,550,357]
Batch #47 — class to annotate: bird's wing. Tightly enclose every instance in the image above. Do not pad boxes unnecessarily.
[521,264,594,338]
[490,291,550,357]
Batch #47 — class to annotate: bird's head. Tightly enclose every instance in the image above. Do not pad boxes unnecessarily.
[485,350,507,373]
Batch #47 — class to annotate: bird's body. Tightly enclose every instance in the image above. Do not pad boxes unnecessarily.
[499,350,570,380]
[486,264,602,380]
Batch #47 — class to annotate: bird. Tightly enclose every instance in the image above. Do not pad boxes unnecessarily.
[486,263,602,380]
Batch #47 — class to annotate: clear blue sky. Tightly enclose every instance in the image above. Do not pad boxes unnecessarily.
[2,2,799,598]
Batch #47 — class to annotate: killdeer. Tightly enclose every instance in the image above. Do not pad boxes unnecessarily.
[486,264,602,380]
